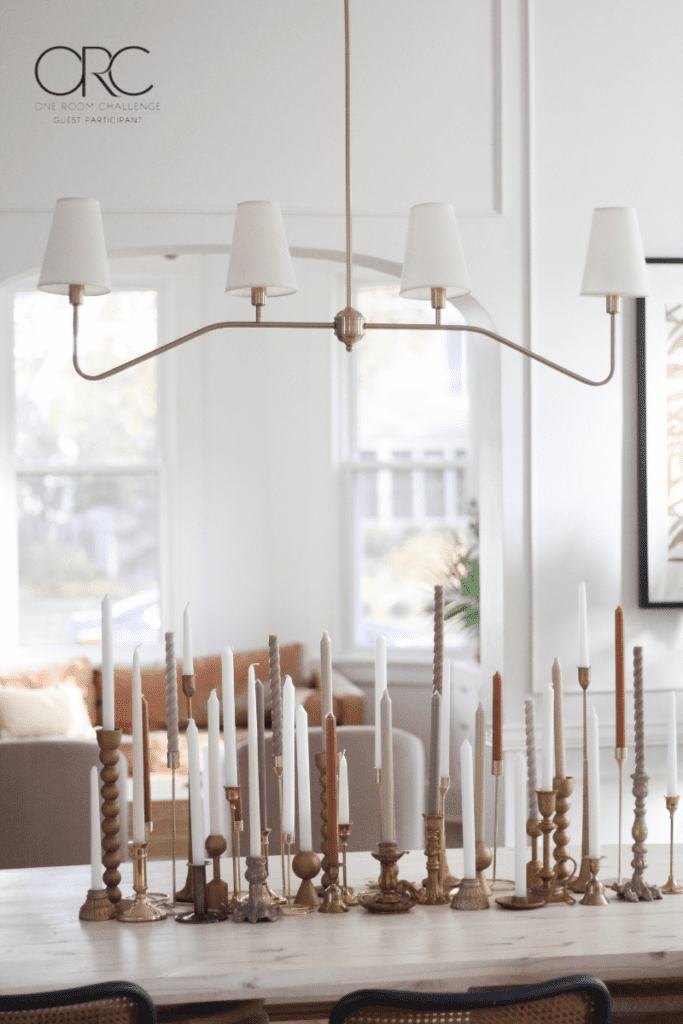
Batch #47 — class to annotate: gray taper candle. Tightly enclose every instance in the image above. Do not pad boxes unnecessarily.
[427,689,441,815]
[255,680,267,831]
[269,635,283,760]
[165,631,179,766]
[380,690,395,842]
[524,698,540,820]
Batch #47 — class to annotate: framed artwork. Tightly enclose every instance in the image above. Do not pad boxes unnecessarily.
[637,257,683,606]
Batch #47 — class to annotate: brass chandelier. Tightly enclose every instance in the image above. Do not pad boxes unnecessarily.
[37,1,650,386]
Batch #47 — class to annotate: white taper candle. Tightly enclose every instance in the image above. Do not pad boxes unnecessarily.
[321,631,332,753]
[578,582,590,667]
[101,594,114,731]
[131,646,145,844]
[460,738,476,879]
[186,718,205,864]
[183,602,194,676]
[514,751,527,898]
[207,690,222,836]
[296,705,313,850]
[222,646,238,787]
[541,684,555,792]
[338,751,350,825]
[439,658,451,778]
[282,675,296,837]
[90,765,100,890]
[375,633,387,770]
[247,667,261,857]
[668,693,678,798]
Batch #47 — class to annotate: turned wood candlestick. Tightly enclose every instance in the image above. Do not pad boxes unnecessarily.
[551,775,573,894]
[96,727,122,905]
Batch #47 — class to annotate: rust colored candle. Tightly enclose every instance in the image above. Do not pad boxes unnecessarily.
[142,694,151,825]
[615,605,626,748]
[492,671,503,764]
[325,713,339,869]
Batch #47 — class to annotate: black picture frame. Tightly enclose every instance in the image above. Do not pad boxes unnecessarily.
[637,257,683,607]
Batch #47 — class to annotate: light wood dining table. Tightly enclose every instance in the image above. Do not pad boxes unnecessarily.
[1,845,682,1019]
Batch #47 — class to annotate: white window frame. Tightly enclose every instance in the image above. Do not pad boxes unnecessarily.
[0,260,175,666]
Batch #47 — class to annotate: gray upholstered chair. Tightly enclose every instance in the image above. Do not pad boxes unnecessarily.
[236,724,424,853]
[0,737,128,869]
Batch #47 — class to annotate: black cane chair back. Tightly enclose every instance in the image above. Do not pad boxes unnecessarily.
[0,981,157,1024]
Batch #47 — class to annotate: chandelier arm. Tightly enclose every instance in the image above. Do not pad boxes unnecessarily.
[71,304,335,381]
[363,312,617,387]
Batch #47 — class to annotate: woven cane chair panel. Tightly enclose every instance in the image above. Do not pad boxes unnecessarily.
[343,990,595,1024]
[0,997,142,1024]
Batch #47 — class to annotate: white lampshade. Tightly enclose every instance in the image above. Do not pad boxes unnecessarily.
[225,200,297,297]
[399,202,471,300]
[581,207,650,297]
[38,198,111,296]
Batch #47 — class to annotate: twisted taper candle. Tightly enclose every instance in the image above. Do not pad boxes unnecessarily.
[269,635,283,759]
[524,699,540,821]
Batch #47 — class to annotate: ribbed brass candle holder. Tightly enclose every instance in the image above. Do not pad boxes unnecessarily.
[423,813,450,905]
[79,887,118,921]
[232,855,281,922]
[117,842,166,922]
[450,876,489,911]
[572,665,592,893]
[338,823,359,906]
[176,862,226,923]
[226,785,244,901]
[96,727,123,905]
[549,776,574,900]
[661,795,683,894]
[176,674,196,904]
[580,857,609,906]
[357,841,421,913]
[292,849,321,906]
[205,834,230,913]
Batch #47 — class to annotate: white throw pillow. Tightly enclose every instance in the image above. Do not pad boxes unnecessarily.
[0,682,95,739]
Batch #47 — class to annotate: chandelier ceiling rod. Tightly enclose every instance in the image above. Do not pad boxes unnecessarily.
[42,0,649,386]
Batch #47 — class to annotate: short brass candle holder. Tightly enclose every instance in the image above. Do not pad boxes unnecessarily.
[280,834,314,915]
[423,813,450,905]
[261,828,286,905]
[292,850,321,907]
[439,776,459,891]
[495,892,547,910]
[450,876,489,911]
[318,860,349,914]
[661,795,683,894]
[79,887,118,921]
[232,855,282,922]
[526,817,542,890]
[96,727,123,905]
[476,840,492,897]
[338,823,359,906]
[205,834,230,913]
[117,842,166,922]
[176,862,227,923]
[226,785,244,900]
[357,841,421,913]
[580,857,609,906]
[531,789,577,906]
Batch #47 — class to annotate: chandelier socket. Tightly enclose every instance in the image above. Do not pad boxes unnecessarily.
[334,306,365,351]
[430,287,446,310]
[251,287,267,308]
[69,284,85,307]
[606,295,620,315]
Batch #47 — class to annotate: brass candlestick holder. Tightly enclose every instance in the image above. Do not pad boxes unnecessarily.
[572,666,592,893]
[526,818,542,890]
[451,876,489,911]
[318,860,349,914]
[615,746,627,886]
[580,857,609,906]
[168,749,180,906]
[475,840,492,897]
[357,841,421,913]
[281,834,314,915]
[232,855,282,922]
[79,887,118,921]
[338,823,359,906]
[96,727,123,905]
[292,850,321,907]
[423,813,450,905]
[205,834,230,913]
[117,842,166,922]
[439,776,459,891]
[531,789,576,905]
[661,795,683,894]
[176,862,226,923]
[315,751,331,890]
[226,785,244,901]
[495,892,547,910]
[261,828,286,905]
[176,674,196,903]
[490,759,513,891]
[274,755,287,897]
[550,776,574,898]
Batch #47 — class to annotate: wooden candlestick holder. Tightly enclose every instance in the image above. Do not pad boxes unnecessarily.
[205,834,230,913]
[292,849,322,907]
[96,727,122,905]
[79,887,117,921]
[476,840,492,897]
[423,814,450,905]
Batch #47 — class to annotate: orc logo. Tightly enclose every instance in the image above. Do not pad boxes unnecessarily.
[35,46,153,97]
